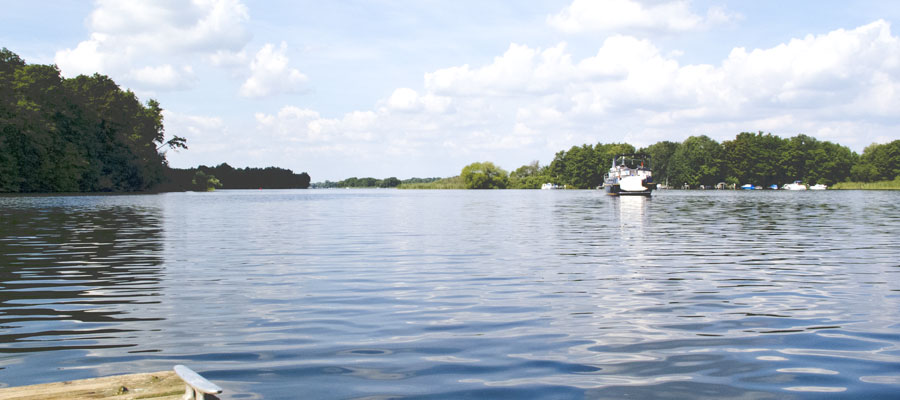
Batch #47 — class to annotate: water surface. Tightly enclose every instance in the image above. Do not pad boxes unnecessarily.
[1,190,899,399]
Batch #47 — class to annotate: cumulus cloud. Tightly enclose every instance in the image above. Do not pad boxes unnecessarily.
[548,0,736,34]
[240,42,309,98]
[425,43,575,96]
[162,110,231,167]
[252,20,900,178]
[129,65,196,90]
[55,0,250,90]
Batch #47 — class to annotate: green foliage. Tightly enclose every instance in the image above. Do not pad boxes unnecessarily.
[313,176,404,188]
[668,135,724,188]
[162,163,311,190]
[851,140,900,182]
[0,48,174,192]
[191,170,222,191]
[461,161,508,189]
[548,143,635,189]
[832,176,900,190]
[508,160,551,189]
[722,132,785,187]
[640,141,679,184]
[397,176,465,189]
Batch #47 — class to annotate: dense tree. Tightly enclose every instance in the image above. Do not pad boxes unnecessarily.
[192,170,222,191]
[379,177,401,188]
[639,141,679,185]
[669,135,724,188]
[508,160,550,189]
[0,48,173,192]
[548,143,635,189]
[852,140,900,182]
[722,132,786,187]
[161,163,311,190]
[461,161,508,189]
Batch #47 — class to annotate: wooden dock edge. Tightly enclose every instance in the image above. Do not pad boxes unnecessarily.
[0,367,219,400]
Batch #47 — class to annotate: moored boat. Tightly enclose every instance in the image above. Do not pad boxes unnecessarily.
[783,181,807,190]
[602,155,657,196]
[810,183,827,190]
[541,183,562,190]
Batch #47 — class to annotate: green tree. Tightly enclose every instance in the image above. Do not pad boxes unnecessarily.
[508,160,550,189]
[722,132,786,187]
[640,141,679,185]
[0,49,181,193]
[379,177,401,188]
[550,144,598,189]
[461,161,508,189]
[192,170,222,191]
[852,141,900,182]
[669,135,724,188]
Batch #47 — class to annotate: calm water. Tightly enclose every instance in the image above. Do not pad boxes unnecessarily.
[1,189,899,399]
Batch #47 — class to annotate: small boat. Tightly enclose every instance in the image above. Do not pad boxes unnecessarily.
[740,184,755,190]
[810,184,827,190]
[769,184,779,190]
[541,183,562,190]
[602,155,657,196]
[783,181,807,190]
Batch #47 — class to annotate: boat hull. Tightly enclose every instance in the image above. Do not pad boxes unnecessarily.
[605,182,656,196]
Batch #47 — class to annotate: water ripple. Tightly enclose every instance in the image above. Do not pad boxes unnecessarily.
[1,190,899,399]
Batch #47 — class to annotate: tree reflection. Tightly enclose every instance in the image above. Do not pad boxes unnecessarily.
[0,202,164,354]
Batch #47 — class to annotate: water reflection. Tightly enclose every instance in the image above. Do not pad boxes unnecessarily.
[0,190,898,399]
[0,198,165,358]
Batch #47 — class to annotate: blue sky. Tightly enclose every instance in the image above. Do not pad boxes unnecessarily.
[3,1,900,180]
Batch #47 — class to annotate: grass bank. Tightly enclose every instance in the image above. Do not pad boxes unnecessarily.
[397,176,465,189]
[831,177,900,190]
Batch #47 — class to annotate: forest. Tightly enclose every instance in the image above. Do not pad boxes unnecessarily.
[0,48,184,192]
[411,134,898,190]
[0,48,310,193]
[313,177,441,189]
[161,163,311,191]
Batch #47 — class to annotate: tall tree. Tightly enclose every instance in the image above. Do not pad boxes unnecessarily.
[640,141,680,185]
[0,49,180,192]
[669,135,724,188]
[461,161,508,189]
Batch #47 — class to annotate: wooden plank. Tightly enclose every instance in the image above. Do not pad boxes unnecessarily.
[0,371,185,400]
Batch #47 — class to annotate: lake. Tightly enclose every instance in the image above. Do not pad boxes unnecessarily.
[1,189,898,399]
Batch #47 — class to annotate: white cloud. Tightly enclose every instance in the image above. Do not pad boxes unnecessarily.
[162,110,231,167]
[240,42,309,98]
[55,0,250,90]
[129,65,195,90]
[425,43,575,96]
[387,88,421,112]
[548,0,736,34]
[251,20,900,178]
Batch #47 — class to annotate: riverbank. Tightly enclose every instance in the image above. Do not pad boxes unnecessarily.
[831,178,900,190]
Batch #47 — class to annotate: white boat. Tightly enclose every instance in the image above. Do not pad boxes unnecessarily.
[602,155,657,196]
[783,181,807,191]
[541,183,561,190]
[810,184,827,190]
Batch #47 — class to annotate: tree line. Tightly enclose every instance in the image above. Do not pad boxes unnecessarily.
[313,176,441,188]
[0,48,186,192]
[1,48,312,193]
[395,134,897,190]
[457,133,898,190]
[160,163,311,191]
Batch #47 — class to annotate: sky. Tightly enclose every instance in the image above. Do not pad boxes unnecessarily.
[2,0,900,181]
